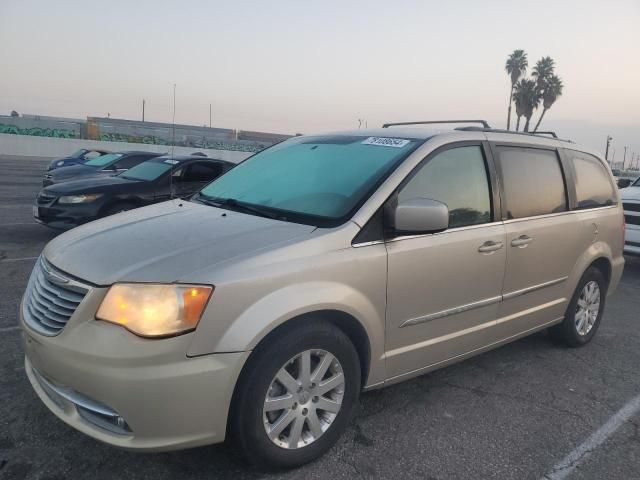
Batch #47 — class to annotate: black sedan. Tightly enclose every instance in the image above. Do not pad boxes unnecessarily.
[34,155,234,230]
[42,151,164,186]
[47,148,111,171]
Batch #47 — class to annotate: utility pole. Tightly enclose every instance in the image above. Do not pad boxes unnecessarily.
[605,135,612,163]
[209,103,212,128]
[142,99,145,122]
[623,146,628,170]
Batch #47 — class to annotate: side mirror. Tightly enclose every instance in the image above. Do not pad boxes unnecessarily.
[617,178,632,189]
[393,198,449,234]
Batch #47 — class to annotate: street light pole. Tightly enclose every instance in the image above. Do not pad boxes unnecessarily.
[605,135,612,163]
[142,99,145,122]
[623,146,628,170]
[209,103,212,128]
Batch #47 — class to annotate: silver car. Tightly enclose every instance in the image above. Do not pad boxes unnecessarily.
[20,121,625,468]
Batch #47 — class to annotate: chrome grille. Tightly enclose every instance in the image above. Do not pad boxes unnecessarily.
[23,257,88,336]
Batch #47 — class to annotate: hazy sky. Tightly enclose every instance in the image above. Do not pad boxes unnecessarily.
[1,0,639,159]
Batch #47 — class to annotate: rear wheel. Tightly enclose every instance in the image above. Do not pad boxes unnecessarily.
[549,267,607,347]
[228,321,361,469]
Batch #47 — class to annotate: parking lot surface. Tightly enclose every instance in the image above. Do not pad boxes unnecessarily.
[1,155,639,480]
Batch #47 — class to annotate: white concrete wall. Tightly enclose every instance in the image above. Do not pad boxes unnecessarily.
[0,133,253,163]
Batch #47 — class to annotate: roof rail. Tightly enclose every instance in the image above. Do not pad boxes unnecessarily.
[455,126,571,143]
[532,131,558,138]
[382,119,491,129]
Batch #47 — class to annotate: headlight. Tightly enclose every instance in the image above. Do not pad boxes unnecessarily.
[58,194,103,204]
[96,284,213,337]
[57,161,65,166]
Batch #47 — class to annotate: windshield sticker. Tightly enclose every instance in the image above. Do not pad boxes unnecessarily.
[362,137,410,148]
[164,159,180,165]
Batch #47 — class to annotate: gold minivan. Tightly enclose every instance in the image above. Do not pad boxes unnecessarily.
[20,121,625,468]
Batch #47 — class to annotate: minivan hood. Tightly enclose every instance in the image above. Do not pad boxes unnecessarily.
[43,200,316,284]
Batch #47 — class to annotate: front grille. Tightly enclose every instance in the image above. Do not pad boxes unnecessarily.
[37,192,57,204]
[23,257,88,336]
[624,214,640,226]
[623,202,640,213]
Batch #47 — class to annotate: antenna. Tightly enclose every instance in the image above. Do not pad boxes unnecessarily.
[170,84,176,199]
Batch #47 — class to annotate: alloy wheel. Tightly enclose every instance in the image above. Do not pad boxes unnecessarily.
[263,349,345,449]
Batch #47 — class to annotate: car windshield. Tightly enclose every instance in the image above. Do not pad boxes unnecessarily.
[199,135,421,226]
[84,153,123,167]
[633,177,640,186]
[120,159,174,181]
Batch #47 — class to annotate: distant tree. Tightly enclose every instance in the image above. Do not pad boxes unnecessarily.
[505,50,528,130]
[533,75,563,132]
[532,56,555,91]
[513,79,540,132]
[10,110,19,117]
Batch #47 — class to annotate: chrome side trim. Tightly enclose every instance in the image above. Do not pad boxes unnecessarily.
[502,276,568,300]
[388,221,503,244]
[386,315,564,383]
[502,205,618,224]
[387,298,566,358]
[352,240,385,248]
[399,295,501,328]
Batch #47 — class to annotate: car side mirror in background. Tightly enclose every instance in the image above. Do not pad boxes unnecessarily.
[617,178,632,189]
[393,198,449,234]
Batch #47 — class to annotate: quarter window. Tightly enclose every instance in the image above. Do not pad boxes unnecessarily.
[567,151,616,209]
[398,145,491,228]
[496,147,567,219]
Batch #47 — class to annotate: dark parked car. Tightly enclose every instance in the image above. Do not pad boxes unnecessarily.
[47,148,111,171]
[42,151,164,186]
[34,155,234,229]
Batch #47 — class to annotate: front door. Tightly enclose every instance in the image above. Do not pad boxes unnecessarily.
[385,143,506,380]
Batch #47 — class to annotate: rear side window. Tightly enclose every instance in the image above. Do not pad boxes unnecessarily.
[496,146,567,219]
[566,151,616,209]
[183,162,223,182]
[398,145,491,228]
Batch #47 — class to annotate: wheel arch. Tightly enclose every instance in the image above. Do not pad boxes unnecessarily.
[239,310,372,389]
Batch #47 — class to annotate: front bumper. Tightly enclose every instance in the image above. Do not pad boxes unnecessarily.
[21,294,249,451]
[33,200,103,230]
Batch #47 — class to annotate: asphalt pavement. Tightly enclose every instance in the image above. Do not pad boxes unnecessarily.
[1,155,639,480]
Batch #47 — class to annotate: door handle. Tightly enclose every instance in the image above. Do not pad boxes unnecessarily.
[511,235,533,248]
[478,240,504,254]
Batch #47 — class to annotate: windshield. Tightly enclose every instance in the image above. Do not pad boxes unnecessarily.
[84,153,123,167]
[199,135,420,226]
[633,177,640,186]
[120,159,173,181]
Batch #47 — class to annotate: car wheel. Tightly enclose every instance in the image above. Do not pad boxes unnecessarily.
[102,203,136,217]
[549,267,607,347]
[228,320,361,469]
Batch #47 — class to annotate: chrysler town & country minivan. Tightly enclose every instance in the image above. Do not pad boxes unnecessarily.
[20,121,625,469]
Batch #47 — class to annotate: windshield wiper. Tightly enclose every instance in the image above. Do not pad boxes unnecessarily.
[195,194,281,220]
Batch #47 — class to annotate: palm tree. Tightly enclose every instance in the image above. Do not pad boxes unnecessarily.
[533,75,563,132]
[505,50,528,130]
[532,56,555,91]
[513,79,540,132]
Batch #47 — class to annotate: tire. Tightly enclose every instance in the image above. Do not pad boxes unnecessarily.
[228,320,361,470]
[101,202,136,218]
[549,267,607,347]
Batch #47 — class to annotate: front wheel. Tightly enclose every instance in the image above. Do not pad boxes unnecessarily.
[549,267,607,347]
[228,321,361,469]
